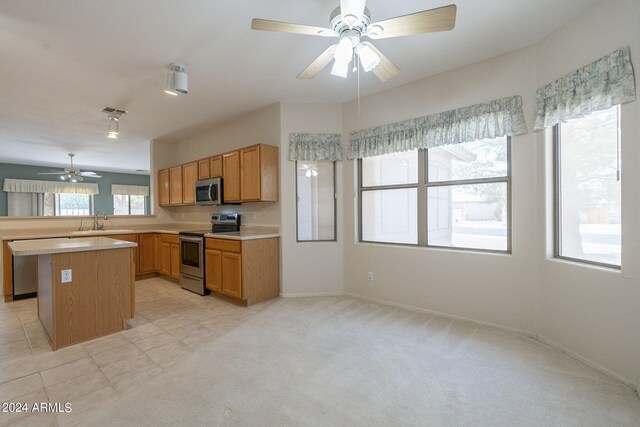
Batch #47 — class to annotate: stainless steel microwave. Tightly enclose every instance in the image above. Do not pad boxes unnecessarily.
[195,178,222,205]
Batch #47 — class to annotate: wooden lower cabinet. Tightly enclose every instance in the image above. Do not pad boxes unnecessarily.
[170,243,180,279]
[158,234,180,279]
[137,234,157,273]
[104,234,138,275]
[205,237,279,305]
[159,242,171,276]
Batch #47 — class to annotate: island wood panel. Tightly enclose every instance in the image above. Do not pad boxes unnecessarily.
[51,248,132,349]
[210,155,222,177]
[3,241,13,301]
[198,158,211,180]
[158,169,170,206]
[242,237,280,305]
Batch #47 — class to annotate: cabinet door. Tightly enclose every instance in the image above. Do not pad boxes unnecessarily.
[198,159,210,180]
[222,151,241,202]
[240,146,261,201]
[221,252,242,299]
[170,243,180,279]
[210,155,222,178]
[169,166,183,205]
[138,234,157,273]
[159,242,171,276]
[158,169,170,206]
[182,162,198,205]
[205,249,222,293]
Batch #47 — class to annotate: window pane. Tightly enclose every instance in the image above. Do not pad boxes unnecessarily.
[130,195,146,215]
[428,137,508,182]
[362,188,417,244]
[57,194,91,216]
[296,161,335,241]
[558,106,620,266]
[113,195,129,215]
[362,150,418,187]
[428,183,507,251]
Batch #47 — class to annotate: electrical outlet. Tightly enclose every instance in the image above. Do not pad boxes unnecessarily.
[61,269,72,283]
[367,272,374,282]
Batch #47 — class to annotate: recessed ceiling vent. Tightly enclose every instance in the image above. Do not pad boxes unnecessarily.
[100,107,128,115]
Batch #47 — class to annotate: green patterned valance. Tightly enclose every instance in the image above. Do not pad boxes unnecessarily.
[348,95,528,159]
[289,133,342,161]
[534,46,635,130]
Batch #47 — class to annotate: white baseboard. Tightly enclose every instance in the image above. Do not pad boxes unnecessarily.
[536,334,638,392]
[344,291,536,338]
[280,291,344,298]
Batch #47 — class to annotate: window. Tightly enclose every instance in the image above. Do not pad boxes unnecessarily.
[555,106,621,268]
[113,195,147,215]
[359,137,510,252]
[44,193,93,216]
[296,161,336,241]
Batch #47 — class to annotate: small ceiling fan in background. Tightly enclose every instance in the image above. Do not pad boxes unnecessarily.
[37,153,102,183]
[251,0,456,81]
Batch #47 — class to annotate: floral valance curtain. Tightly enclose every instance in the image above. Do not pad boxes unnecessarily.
[289,133,343,161]
[111,184,149,196]
[534,46,635,129]
[3,178,99,195]
[348,95,528,159]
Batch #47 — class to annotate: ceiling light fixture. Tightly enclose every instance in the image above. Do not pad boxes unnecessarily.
[165,63,188,95]
[356,43,380,72]
[107,115,119,139]
[100,107,128,140]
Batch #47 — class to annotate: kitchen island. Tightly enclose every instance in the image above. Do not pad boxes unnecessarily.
[8,237,137,350]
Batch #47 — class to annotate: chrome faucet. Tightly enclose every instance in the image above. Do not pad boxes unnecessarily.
[94,210,108,230]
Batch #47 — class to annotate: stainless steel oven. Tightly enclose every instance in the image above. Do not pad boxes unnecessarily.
[179,231,209,295]
[195,178,222,206]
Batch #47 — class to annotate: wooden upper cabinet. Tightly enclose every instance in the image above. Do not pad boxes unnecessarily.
[198,159,210,180]
[158,169,170,206]
[210,155,222,178]
[222,151,241,203]
[241,144,279,202]
[169,166,183,205]
[182,161,198,205]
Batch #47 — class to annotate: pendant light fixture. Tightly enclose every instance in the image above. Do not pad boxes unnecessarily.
[164,63,188,95]
[100,107,128,140]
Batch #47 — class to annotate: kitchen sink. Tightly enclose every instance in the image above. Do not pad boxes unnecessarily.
[70,229,134,235]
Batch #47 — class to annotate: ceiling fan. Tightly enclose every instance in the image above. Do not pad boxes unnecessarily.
[251,0,456,81]
[37,153,102,183]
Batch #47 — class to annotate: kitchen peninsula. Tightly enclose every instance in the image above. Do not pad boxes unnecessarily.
[8,237,136,350]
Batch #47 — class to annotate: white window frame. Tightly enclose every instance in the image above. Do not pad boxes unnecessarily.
[358,137,512,253]
[295,160,337,242]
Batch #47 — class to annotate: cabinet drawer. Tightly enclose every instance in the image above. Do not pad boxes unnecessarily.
[205,238,241,253]
[160,234,179,244]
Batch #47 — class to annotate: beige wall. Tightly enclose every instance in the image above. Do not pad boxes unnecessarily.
[152,103,282,226]
[341,0,639,388]
[279,102,343,296]
[536,0,640,387]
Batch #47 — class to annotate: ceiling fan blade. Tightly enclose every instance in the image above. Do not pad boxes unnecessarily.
[297,45,337,79]
[37,172,65,175]
[251,19,336,37]
[340,0,367,25]
[363,42,400,82]
[368,4,456,39]
[79,171,101,177]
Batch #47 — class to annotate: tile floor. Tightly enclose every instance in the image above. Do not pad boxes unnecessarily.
[0,277,272,426]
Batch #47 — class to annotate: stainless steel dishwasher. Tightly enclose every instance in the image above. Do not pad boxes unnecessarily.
[13,237,70,300]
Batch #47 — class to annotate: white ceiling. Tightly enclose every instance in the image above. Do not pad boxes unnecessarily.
[0,0,599,173]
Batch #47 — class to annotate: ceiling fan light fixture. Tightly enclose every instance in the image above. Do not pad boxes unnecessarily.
[165,63,188,95]
[357,43,380,72]
[107,115,119,139]
[331,36,354,78]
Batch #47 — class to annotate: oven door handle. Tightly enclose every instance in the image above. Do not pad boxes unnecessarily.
[179,236,204,243]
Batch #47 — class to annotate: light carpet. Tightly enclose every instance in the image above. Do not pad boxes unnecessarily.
[85,296,640,426]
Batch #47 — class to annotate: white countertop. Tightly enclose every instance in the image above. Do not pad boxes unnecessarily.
[8,237,137,256]
[205,227,280,241]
